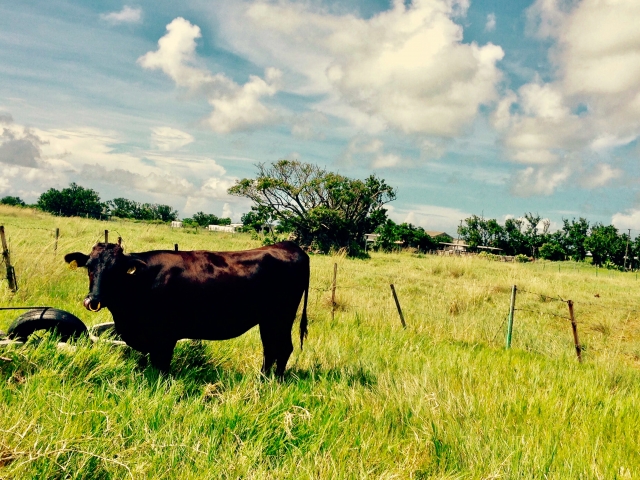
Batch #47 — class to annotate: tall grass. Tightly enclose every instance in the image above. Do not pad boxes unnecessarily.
[1,205,639,478]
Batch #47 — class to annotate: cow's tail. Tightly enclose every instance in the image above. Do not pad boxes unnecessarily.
[299,259,309,350]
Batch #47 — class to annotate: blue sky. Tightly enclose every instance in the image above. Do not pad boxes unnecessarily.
[1,0,639,234]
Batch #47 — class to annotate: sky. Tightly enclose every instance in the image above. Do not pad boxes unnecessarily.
[1,0,640,234]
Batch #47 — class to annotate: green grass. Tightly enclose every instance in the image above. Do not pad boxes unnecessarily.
[1,205,639,478]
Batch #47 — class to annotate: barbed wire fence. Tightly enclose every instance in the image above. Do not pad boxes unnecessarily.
[2,225,639,364]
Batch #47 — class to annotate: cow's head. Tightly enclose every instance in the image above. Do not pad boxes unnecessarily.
[64,243,147,312]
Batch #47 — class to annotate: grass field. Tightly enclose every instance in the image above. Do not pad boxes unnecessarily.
[1,205,639,478]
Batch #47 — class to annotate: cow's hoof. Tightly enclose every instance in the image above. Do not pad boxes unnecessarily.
[7,308,88,343]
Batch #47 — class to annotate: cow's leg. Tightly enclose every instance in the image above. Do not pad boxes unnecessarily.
[149,338,177,374]
[259,325,278,376]
[274,334,294,378]
[261,319,296,378]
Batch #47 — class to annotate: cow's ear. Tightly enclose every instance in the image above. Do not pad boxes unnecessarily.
[124,257,147,275]
[64,252,89,269]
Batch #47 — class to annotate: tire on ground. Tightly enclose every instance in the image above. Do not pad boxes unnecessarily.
[7,308,88,343]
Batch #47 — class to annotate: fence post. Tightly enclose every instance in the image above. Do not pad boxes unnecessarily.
[0,226,17,292]
[331,263,337,321]
[104,230,108,243]
[567,300,582,363]
[390,284,406,328]
[175,244,178,252]
[506,285,517,348]
[54,228,59,255]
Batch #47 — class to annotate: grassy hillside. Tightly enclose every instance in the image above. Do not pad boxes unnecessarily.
[1,205,639,478]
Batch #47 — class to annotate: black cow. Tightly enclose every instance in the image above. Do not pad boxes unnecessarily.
[64,241,309,376]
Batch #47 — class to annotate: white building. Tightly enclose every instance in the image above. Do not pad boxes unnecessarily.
[208,224,243,233]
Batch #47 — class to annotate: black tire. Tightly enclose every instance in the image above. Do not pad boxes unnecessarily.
[89,322,121,340]
[7,308,88,343]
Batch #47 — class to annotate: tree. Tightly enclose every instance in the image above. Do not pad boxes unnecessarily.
[374,220,450,252]
[37,183,104,218]
[105,198,178,222]
[0,196,26,207]
[457,215,486,251]
[228,160,396,255]
[539,241,566,261]
[523,212,548,257]
[562,217,590,261]
[240,206,274,233]
[190,212,231,228]
[503,218,527,256]
[585,224,625,267]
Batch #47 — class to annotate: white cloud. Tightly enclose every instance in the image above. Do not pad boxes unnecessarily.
[390,203,470,234]
[343,137,405,168]
[0,126,46,168]
[151,126,194,151]
[510,164,571,196]
[485,13,496,32]
[214,0,504,136]
[138,17,282,133]
[496,0,640,194]
[79,164,195,196]
[579,163,623,188]
[100,6,142,24]
[291,111,328,139]
[222,202,233,219]
[612,209,640,231]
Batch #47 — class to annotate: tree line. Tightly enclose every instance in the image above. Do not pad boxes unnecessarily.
[0,184,229,226]
[457,214,637,268]
[2,161,636,264]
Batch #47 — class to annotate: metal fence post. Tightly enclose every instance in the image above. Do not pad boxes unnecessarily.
[506,285,517,348]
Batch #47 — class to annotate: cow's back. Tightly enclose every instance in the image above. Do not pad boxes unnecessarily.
[112,241,309,343]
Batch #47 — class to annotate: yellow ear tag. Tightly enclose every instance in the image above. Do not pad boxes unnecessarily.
[69,260,78,270]
[127,266,136,275]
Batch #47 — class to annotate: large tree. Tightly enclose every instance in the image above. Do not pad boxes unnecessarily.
[229,160,396,255]
[105,198,178,222]
[37,183,104,218]
[584,224,626,266]
[561,217,590,261]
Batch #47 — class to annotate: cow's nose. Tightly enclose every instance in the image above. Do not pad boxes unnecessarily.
[84,296,102,312]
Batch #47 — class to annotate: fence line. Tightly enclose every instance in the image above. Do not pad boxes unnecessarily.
[514,307,572,321]
[518,288,567,303]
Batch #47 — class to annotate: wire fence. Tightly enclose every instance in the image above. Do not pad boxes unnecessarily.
[2,224,640,365]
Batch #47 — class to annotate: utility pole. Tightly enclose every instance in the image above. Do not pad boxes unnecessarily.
[624,228,631,271]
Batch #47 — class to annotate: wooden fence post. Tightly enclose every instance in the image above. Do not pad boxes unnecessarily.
[175,244,179,251]
[331,263,337,321]
[390,284,406,328]
[54,228,59,255]
[567,300,582,363]
[104,230,109,244]
[0,226,17,292]
[506,285,517,348]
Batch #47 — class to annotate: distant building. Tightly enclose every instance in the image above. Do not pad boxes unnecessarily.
[477,246,503,253]
[171,221,182,228]
[439,239,468,252]
[425,230,450,238]
[208,224,243,233]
